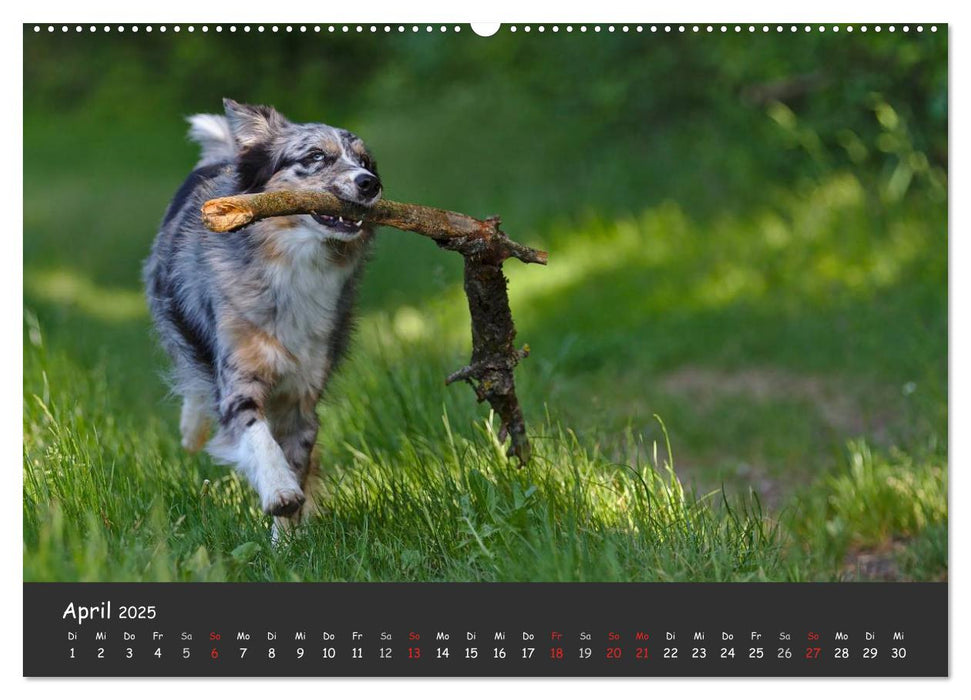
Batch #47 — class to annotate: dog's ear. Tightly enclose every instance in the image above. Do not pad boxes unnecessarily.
[223,98,288,149]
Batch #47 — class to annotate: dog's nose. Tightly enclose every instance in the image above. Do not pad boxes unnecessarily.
[354,172,381,198]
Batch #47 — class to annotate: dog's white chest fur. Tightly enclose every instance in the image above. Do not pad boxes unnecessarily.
[265,223,356,391]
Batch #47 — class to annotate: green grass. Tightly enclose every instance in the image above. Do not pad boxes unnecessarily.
[23,94,947,582]
[790,440,948,580]
[24,305,789,582]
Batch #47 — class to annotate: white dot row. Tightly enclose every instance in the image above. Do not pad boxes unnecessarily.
[31,24,940,35]
[32,25,463,34]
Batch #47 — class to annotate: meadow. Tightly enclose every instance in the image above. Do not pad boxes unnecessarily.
[23,28,947,582]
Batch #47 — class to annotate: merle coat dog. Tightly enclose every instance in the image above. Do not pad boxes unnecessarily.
[143,99,381,534]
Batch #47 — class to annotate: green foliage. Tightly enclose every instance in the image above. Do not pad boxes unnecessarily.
[24,28,946,226]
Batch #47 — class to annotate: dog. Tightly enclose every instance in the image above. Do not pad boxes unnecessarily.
[143,99,381,535]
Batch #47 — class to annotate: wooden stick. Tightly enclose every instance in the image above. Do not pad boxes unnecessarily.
[201,190,546,464]
[201,190,548,266]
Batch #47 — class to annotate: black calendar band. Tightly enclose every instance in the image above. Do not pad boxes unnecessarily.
[24,581,947,677]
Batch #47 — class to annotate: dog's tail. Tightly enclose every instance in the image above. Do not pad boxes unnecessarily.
[187,114,236,167]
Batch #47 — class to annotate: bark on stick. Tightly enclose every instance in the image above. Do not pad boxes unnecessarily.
[201,190,546,464]
[201,190,548,265]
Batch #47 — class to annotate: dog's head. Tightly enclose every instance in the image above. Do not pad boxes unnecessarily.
[224,98,381,241]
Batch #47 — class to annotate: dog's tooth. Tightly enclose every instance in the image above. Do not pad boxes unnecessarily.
[355,219,363,227]
[338,216,345,223]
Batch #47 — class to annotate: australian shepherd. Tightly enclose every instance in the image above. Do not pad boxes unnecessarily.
[143,99,381,536]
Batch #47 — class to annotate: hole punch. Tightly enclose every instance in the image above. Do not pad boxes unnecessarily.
[471,23,500,37]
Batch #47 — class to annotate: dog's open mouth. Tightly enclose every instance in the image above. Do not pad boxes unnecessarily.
[310,212,364,235]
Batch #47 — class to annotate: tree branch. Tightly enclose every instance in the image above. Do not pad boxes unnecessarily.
[201,190,548,266]
[201,190,547,465]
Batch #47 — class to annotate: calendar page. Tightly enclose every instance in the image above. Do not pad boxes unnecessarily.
[22,20,948,678]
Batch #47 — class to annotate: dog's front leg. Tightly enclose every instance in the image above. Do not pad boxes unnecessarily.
[237,419,305,516]
[208,324,308,517]
[210,376,305,517]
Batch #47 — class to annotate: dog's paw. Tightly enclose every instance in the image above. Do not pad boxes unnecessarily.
[263,487,305,516]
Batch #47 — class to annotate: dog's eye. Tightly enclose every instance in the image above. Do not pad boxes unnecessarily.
[303,150,331,166]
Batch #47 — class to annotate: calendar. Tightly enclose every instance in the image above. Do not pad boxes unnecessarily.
[22,19,949,682]
[24,583,947,676]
